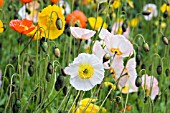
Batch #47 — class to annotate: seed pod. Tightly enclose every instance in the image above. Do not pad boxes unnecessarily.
[165,69,169,77]
[41,41,48,52]
[163,11,168,18]
[122,20,128,32]
[63,86,67,96]
[143,42,149,52]
[142,11,151,16]
[135,76,142,87]
[53,47,60,58]
[157,65,162,75]
[115,96,121,103]
[56,18,63,30]
[28,64,34,77]
[47,62,53,74]
[162,36,169,45]
[103,53,111,63]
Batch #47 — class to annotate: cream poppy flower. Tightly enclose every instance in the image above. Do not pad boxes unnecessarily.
[64,53,104,91]
[118,58,138,93]
[142,74,159,100]
[99,28,112,40]
[58,0,71,15]
[70,27,96,40]
[104,35,134,58]
[143,3,158,21]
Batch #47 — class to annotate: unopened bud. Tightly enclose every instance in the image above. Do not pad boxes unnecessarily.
[28,64,34,77]
[135,76,142,87]
[157,65,162,75]
[165,69,169,77]
[162,36,169,45]
[103,53,111,63]
[41,41,48,52]
[47,62,53,74]
[53,47,60,58]
[122,20,128,32]
[56,18,63,30]
[143,42,149,52]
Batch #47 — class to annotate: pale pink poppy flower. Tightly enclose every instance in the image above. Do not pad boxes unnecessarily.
[70,27,96,40]
[99,28,112,40]
[92,40,110,69]
[64,53,104,91]
[111,22,130,38]
[104,35,134,58]
[118,58,138,93]
[18,1,40,23]
[142,74,159,100]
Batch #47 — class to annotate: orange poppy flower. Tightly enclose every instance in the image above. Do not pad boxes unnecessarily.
[50,0,59,3]
[9,19,35,34]
[20,0,33,3]
[0,0,3,7]
[66,10,87,28]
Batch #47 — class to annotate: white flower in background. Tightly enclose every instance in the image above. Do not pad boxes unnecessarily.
[143,3,158,21]
[104,35,134,58]
[18,1,40,23]
[142,74,159,100]
[59,0,71,15]
[64,53,104,91]
[70,27,96,40]
[98,0,107,4]
[118,58,138,93]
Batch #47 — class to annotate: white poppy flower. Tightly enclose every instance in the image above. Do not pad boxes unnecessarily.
[64,53,104,91]
[143,3,158,21]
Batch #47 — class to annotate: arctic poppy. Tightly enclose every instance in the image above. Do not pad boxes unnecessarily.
[66,10,87,28]
[20,0,33,3]
[9,19,35,34]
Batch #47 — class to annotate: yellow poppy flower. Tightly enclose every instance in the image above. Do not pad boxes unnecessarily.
[71,98,107,113]
[88,16,107,31]
[0,20,4,33]
[38,5,65,40]
[111,0,121,9]
[160,4,170,15]
[130,18,139,28]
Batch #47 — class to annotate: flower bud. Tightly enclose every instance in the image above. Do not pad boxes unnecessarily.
[162,36,169,45]
[28,64,34,77]
[47,62,53,74]
[55,75,64,91]
[122,20,128,32]
[56,18,63,30]
[103,53,111,63]
[157,65,162,75]
[115,96,121,103]
[53,46,60,58]
[143,42,149,52]
[41,41,48,52]
[163,11,168,18]
[165,69,169,77]
[135,76,142,87]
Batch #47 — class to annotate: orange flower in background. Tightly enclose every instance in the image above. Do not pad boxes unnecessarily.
[66,10,87,28]
[0,0,3,7]
[50,0,59,3]
[9,19,35,34]
[20,0,33,3]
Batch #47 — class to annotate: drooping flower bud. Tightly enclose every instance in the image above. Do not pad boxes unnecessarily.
[28,64,34,77]
[157,65,162,75]
[55,75,64,91]
[41,41,48,52]
[103,53,111,63]
[143,42,149,52]
[135,76,142,87]
[53,46,60,58]
[56,18,63,30]
[47,62,53,74]
[162,36,169,45]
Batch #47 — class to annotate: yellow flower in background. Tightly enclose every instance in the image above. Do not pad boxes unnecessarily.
[111,0,121,9]
[38,5,65,40]
[88,16,107,31]
[0,20,4,33]
[155,21,166,28]
[160,4,170,15]
[130,18,139,28]
[71,98,107,113]
[104,82,116,90]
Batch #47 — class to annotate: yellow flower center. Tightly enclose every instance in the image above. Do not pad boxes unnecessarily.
[122,86,129,93]
[110,48,122,55]
[110,67,116,79]
[147,7,153,13]
[78,63,94,79]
